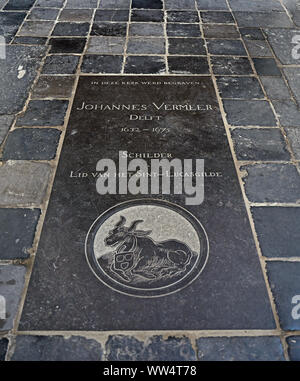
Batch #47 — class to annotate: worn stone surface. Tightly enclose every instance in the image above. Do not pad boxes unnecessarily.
[229,0,284,12]
[132,9,164,22]
[49,38,86,54]
[16,100,68,126]
[87,36,125,54]
[81,55,123,74]
[267,262,300,330]
[260,77,291,100]
[273,100,300,127]
[0,338,8,361]
[92,22,127,37]
[287,337,300,361]
[125,56,166,74]
[130,22,164,36]
[28,7,59,20]
[203,24,239,39]
[127,38,165,54]
[167,10,199,22]
[100,0,131,9]
[12,36,48,45]
[165,0,196,10]
[52,22,90,36]
[234,12,292,28]
[35,0,64,6]
[132,0,162,9]
[216,77,264,99]
[211,57,253,75]
[223,100,277,126]
[18,21,54,37]
[264,29,300,65]
[0,208,40,260]
[245,40,272,57]
[240,28,265,40]
[168,57,209,74]
[11,335,103,361]
[0,115,14,146]
[252,207,300,258]
[167,23,201,37]
[283,68,300,105]
[20,76,274,330]
[32,76,75,99]
[200,11,235,24]
[253,58,281,76]
[59,9,94,22]
[231,128,289,161]
[4,0,35,10]
[3,128,61,160]
[106,335,196,361]
[94,9,130,22]
[42,54,80,74]
[207,39,246,56]
[196,336,285,361]
[0,265,26,331]
[65,0,98,8]
[168,38,206,55]
[0,45,47,114]
[242,164,300,203]
[0,161,51,206]
[196,0,229,11]
[0,12,26,43]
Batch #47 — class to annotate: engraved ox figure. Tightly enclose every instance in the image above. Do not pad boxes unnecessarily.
[104,216,194,282]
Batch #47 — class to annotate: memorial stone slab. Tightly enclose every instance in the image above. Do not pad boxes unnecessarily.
[20,76,275,331]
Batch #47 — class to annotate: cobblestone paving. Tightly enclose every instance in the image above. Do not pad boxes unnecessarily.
[0,0,300,361]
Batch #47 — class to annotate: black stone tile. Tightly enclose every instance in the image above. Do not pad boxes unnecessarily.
[0,209,40,260]
[287,337,300,361]
[165,0,195,9]
[52,22,90,36]
[127,38,165,54]
[231,128,290,161]
[203,24,239,39]
[264,29,300,65]
[0,338,8,361]
[285,127,300,160]
[223,100,277,126]
[65,0,98,7]
[16,100,68,127]
[196,337,285,361]
[3,128,61,160]
[168,38,206,55]
[129,22,164,36]
[197,0,228,10]
[0,46,47,114]
[132,0,163,9]
[35,0,64,6]
[91,22,127,36]
[267,261,300,330]
[273,100,300,127]
[11,336,103,361]
[166,23,201,37]
[28,7,60,20]
[207,39,247,56]
[98,0,131,9]
[234,11,292,28]
[32,76,75,99]
[200,11,235,24]
[239,28,265,40]
[42,55,80,74]
[18,21,54,37]
[49,38,86,53]
[242,163,300,203]
[167,11,199,23]
[260,77,291,101]
[131,9,164,22]
[229,0,284,12]
[20,76,275,331]
[12,36,48,45]
[253,58,281,77]
[168,56,209,74]
[283,68,300,105]
[0,12,27,43]
[59,9,94,22]
[216,77,264,99]
[211,57,253,75]
[4,0,35,10]
[124,56,166,74]
[94,9,129,21]
[81,55,123,74]
[245,40,272,58]
[252,207,300,258]
[106,336,196,361]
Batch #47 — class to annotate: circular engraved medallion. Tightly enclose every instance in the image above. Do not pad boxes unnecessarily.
[85,199,209,297]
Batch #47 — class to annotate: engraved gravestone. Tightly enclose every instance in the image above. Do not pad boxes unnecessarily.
[20,77,275,330]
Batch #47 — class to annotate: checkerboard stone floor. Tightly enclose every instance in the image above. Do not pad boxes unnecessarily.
[1,0,300,361]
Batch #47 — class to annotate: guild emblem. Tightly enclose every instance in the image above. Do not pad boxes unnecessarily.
[85,199,209,297]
